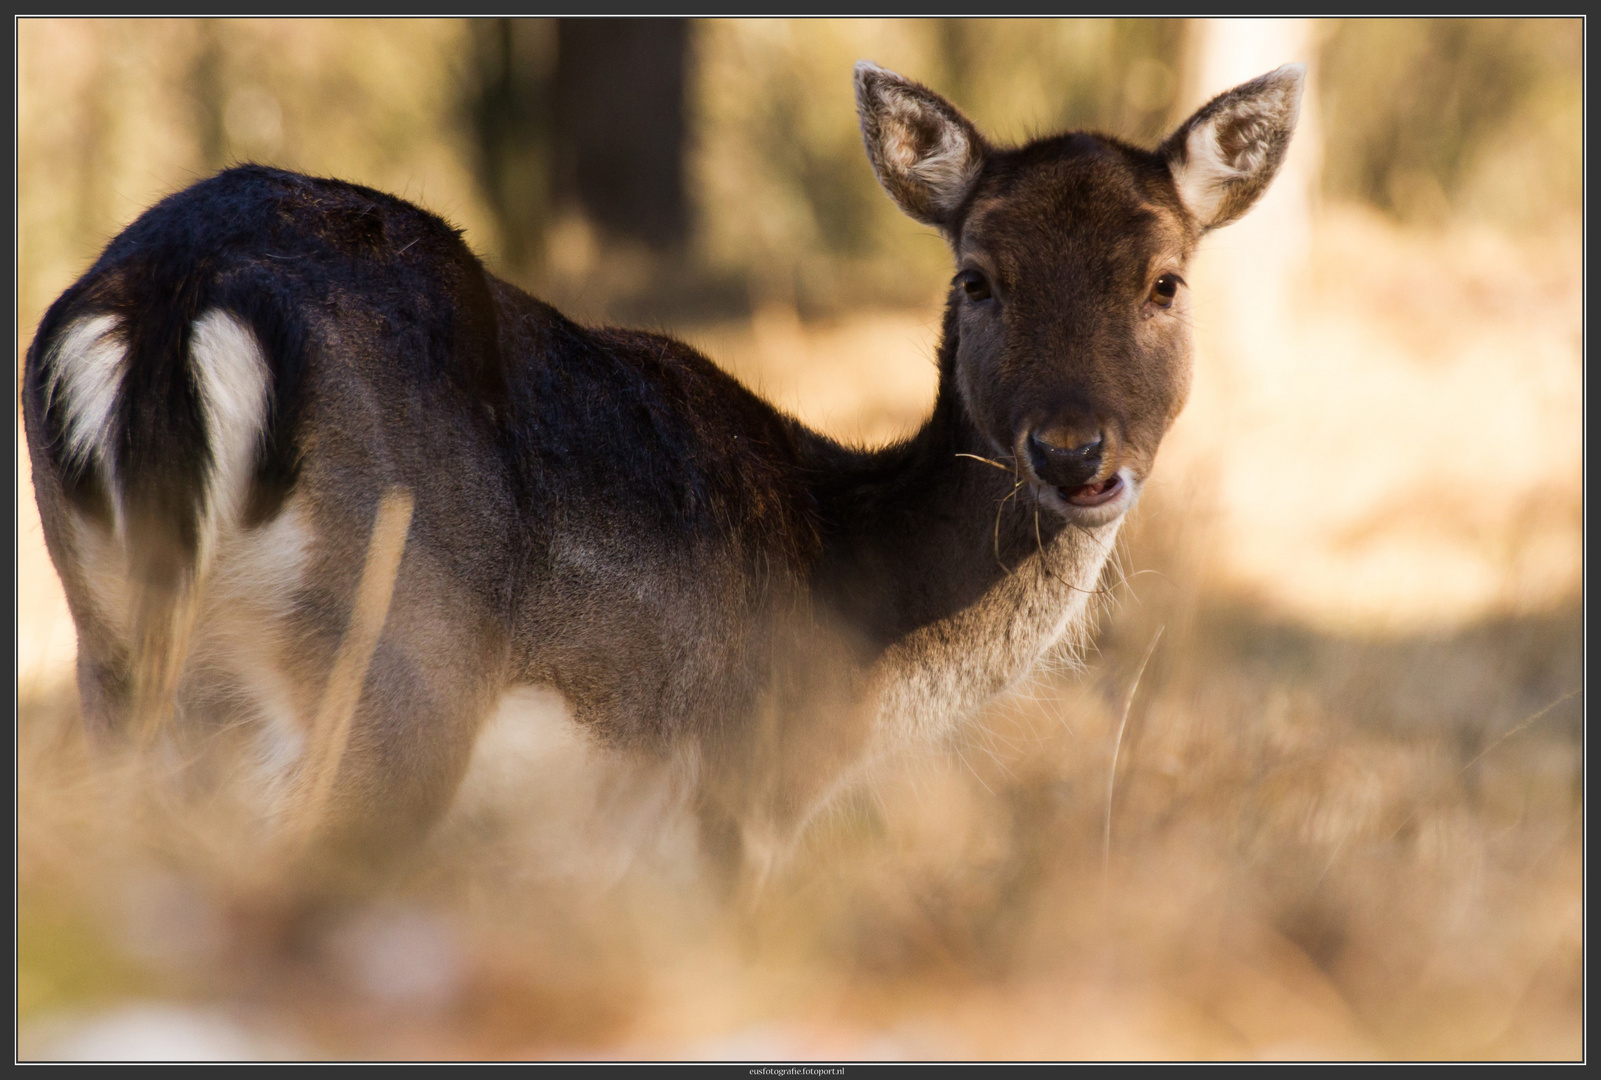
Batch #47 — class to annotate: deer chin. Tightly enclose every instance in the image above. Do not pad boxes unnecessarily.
[1035,468,1137,527]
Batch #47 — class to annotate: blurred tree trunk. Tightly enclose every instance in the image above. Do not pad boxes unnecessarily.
[468,18,691,278]
[553,18,691,252]
[1178,19,1322,399]
[469,19,558,277]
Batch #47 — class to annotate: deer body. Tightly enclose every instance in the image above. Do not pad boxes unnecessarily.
[22,63,1303,871]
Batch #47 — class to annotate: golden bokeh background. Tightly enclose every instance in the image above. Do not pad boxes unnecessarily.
[17,18,1581,1061]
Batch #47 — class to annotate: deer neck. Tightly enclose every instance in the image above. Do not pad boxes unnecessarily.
[810,301,1121,664]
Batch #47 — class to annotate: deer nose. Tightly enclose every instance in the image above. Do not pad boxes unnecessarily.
[1027,423,1105,489]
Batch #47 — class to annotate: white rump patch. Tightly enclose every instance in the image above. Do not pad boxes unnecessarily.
[209,501,313,602]
[42,309,271,559]
[46,314,126,503]
[188,310,271,559]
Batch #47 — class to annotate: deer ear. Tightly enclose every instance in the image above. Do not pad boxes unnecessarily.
[855,61,987,231]
[1162,63,1305,231]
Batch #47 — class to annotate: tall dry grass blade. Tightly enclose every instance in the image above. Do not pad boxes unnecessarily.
[993,478,1025,567]
[959,449,1024,570]
[1374,686,1581,849]
[289,488,414,843]
[954,452,1017,474]
[1457,688,1579,774]
[1103,623,1164,879]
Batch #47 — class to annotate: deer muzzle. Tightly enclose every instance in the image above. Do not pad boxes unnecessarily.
[1020,414,1133,518]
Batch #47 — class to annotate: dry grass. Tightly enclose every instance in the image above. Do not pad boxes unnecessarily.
[15,207,1581,1061]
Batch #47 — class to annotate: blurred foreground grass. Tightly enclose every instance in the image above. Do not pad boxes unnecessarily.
[16,203,1580,1060]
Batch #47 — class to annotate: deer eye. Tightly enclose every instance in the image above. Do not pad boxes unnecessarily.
[956,269,993,302]
[1148,273,1183,308]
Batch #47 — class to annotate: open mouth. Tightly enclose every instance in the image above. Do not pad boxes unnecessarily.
[1059,472,1124,507]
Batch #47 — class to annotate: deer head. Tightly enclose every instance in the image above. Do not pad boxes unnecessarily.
[855,61,1304,526]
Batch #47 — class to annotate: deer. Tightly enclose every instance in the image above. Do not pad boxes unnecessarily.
[21,61,1304,889]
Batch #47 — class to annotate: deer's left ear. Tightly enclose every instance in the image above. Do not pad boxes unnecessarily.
[1161,63,1305,231]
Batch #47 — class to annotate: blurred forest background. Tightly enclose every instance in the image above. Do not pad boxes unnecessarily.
[16,18,1582,1061]
[17,19,1582,324]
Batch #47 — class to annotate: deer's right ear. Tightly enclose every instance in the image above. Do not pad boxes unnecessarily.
[1161,63,1305,231]
[855,61,987,232]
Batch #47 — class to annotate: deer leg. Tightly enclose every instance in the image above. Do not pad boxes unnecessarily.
[68,615,134,742]
[272,494,511,886]
[296,623,505,877]
[696,652,877,901]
